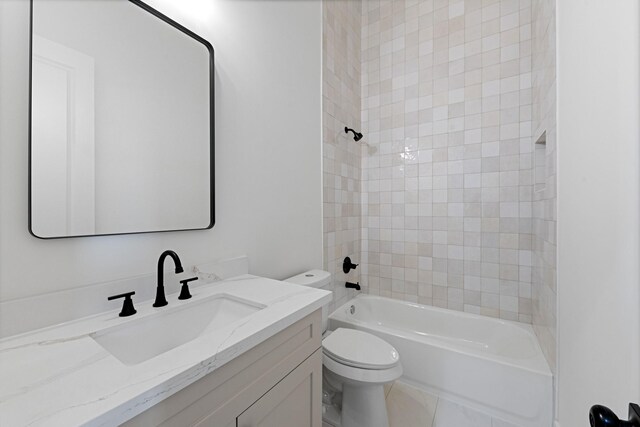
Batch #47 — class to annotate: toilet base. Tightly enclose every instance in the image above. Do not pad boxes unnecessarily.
[322,402,341,426]
[321,385,389,427]
[340,382,389,427]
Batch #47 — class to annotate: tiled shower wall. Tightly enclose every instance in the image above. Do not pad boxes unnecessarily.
[322,0,362,312]
[359,0,535,322]
[531,0,556,373]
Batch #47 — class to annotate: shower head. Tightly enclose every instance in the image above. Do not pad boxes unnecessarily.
[344,127,363,142]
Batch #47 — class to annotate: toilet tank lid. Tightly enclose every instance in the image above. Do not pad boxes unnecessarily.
[284,270,331,288]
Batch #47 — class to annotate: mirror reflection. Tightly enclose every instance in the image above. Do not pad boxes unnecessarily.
[30,0,214,238]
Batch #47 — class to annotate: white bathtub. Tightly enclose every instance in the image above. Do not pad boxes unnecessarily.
[329,295,552,427]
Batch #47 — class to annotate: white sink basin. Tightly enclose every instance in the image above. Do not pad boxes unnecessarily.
[91,294,264,365]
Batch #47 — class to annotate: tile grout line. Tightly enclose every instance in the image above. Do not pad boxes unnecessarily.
[431,394,440,426]
[385,381,396,399]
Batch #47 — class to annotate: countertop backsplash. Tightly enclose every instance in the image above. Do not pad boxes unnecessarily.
[0,255,249,338]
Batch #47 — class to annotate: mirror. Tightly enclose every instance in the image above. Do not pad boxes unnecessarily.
[29,0,214,238]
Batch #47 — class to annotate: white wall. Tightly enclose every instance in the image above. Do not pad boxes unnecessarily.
[0,0,322,303]
[556,0,640,424]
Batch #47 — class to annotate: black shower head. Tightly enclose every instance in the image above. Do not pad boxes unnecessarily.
[345,127,363,142]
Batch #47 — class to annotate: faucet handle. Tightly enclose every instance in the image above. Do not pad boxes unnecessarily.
[108,291,137,317]
[178,277,198,300]
[343,257,359,274]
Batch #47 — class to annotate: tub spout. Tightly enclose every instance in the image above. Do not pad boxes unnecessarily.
[345,281,361,291]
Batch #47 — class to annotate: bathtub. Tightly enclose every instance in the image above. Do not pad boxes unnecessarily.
[329,295,552,427]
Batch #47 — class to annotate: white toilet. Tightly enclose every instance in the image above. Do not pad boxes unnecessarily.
[285,270,402,427]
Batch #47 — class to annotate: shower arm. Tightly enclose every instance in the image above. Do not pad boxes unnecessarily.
[344,126,364,142]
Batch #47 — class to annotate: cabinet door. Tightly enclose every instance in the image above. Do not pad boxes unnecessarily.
[237,349,322,427]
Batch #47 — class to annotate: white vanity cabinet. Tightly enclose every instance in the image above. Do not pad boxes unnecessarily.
[237,349,321,427]
[122,309,323,427]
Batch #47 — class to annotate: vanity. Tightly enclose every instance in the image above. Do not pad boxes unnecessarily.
[0,274,331,426]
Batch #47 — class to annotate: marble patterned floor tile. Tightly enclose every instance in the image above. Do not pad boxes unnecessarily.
[433,398,492,427]
[386,381,438,427]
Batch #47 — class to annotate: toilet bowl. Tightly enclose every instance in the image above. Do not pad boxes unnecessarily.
[285,270,402,427]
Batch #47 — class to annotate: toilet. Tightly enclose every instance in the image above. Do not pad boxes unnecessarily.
[285,270,402,427]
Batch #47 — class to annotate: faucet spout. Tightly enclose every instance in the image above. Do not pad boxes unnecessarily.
[154,250,184,307]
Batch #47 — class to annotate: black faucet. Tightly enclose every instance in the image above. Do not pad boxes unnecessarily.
[153,250,184,307]
[345,281,361,291]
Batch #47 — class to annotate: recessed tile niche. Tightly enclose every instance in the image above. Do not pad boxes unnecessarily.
[534,131,547,193]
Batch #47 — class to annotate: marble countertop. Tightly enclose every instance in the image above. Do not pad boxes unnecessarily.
[0,275,331,427]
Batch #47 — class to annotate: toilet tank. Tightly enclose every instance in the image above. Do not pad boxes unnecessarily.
[285,270,332,333]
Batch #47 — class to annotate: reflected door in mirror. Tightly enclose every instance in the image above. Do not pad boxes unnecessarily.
[29,0,214,238]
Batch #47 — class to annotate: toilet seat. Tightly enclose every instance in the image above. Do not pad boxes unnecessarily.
[322,328,400,370]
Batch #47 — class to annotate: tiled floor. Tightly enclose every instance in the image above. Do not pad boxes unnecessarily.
[386,381,520,427]
[323,381,520,427]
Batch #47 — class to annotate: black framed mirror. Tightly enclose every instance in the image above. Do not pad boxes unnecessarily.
[29,0,214,239]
